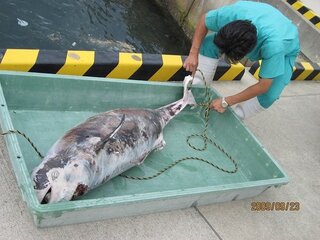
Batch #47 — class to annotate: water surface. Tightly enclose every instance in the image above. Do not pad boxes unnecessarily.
[0,0,190,54]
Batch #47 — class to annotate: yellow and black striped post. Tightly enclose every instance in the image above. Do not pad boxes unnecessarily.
[291,62,320,80]
[249,61,320,81]
[287,0,320,30]
[0,49,245,81]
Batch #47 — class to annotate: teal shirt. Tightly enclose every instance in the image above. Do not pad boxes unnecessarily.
[201,1,300,79]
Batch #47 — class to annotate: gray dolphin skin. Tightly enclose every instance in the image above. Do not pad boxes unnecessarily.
[32,77,196,203]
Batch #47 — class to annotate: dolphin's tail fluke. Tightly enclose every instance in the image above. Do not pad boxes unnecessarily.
[157,75,196,126]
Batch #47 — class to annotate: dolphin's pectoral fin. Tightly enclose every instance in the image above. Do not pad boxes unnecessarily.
[153,134,166,151]
[154,140,166,151]
[94,114,125,153]
[137,152,150,165]
[134,136,166,166]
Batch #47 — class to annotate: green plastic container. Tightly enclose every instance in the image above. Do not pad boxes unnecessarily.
[0,71,288,227]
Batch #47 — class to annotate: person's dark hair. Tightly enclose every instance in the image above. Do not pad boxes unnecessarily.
[214,20,257,63]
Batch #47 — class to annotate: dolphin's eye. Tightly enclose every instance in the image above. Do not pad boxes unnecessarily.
[51,170,59,181]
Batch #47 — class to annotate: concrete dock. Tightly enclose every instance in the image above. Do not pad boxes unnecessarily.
[0,70,319,240]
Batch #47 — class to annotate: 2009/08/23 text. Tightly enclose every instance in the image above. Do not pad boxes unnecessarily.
[251,202,300,211]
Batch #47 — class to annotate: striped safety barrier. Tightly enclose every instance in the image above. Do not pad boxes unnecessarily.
[249,60,320,80]
[287,0,320,30]
[0,49,245,81]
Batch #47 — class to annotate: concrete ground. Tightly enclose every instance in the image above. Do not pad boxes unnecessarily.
[0,71,319,240]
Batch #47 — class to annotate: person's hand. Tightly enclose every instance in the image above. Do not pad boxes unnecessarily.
[209,98,226,113]
[183,52,198,75]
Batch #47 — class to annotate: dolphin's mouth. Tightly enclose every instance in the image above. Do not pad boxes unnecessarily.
[33,182,52,204]
[41,187,52,204]
[38,184,89,203]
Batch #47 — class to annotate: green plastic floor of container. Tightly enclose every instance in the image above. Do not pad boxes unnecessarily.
[0,71,288,227]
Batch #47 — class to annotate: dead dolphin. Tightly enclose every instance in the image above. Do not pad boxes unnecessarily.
[32,76,196,203]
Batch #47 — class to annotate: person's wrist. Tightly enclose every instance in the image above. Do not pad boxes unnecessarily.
[189,51,198,56]
[225,96,233,106]
[189,46,199,55]
[221,97,229,108]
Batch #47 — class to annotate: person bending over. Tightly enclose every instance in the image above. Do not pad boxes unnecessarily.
[184,1,300,119]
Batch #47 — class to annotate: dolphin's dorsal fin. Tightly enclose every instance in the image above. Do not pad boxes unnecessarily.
[94,114,125,153]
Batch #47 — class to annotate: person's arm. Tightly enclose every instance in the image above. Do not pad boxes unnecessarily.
[183,14,208,74]
[210,78,272,113]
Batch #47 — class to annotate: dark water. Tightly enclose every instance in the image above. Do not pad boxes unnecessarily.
[0,0,191,54]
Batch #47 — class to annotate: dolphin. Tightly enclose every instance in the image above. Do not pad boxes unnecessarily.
[32,76,196,203]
